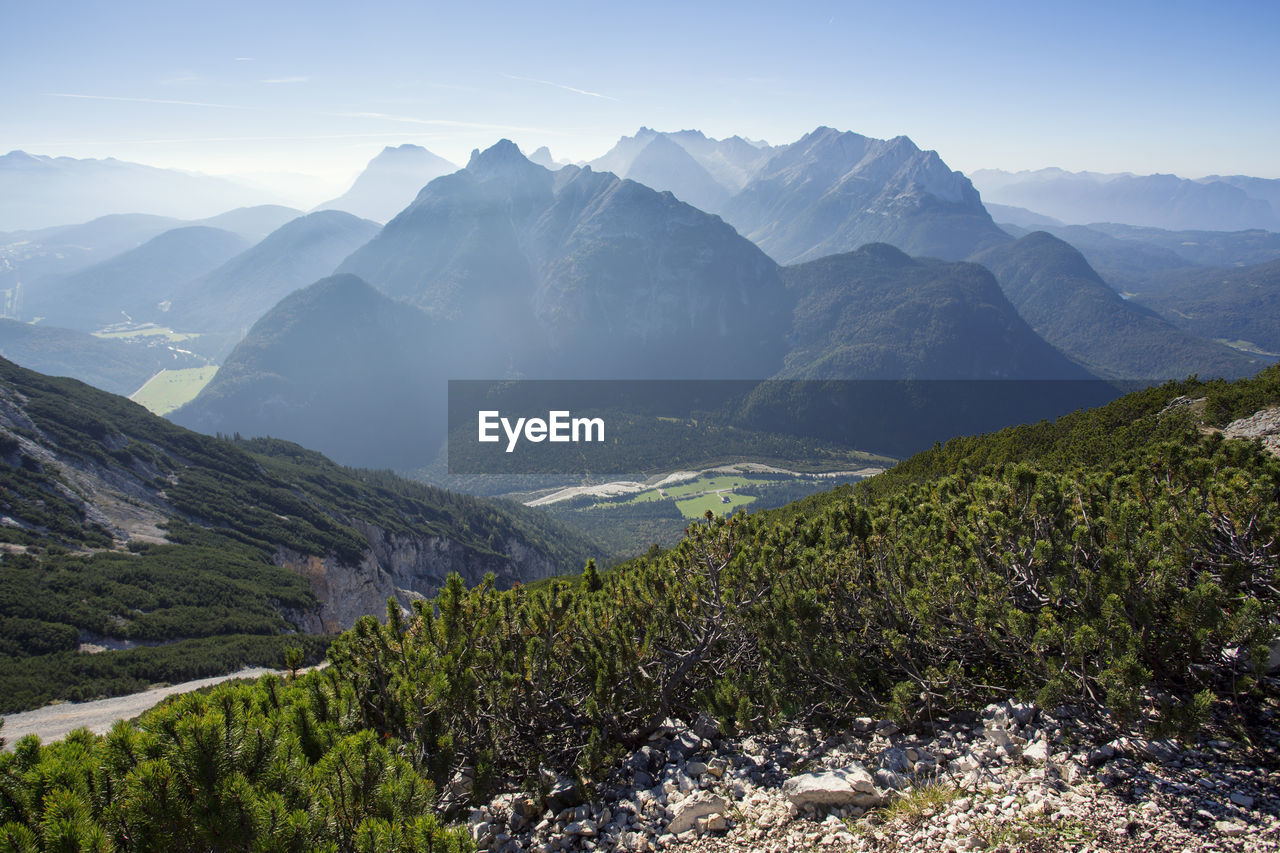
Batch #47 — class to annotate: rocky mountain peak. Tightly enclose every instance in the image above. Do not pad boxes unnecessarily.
[467,139,539,175]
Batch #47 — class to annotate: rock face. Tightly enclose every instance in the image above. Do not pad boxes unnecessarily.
[1224,406,1280,457]
[272,514,582,633]
[722,127,1011,263]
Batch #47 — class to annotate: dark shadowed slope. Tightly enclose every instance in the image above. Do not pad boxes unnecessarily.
[779,243,1091,380]
[171,274,443,469]
[972,232,1267,380]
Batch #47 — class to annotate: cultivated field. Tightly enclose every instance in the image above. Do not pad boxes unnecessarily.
[129,366,218,415]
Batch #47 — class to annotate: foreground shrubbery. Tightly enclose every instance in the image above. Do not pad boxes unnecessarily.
[0,674,470,852]
[327,427,1277,794]
[2,369,1277,849]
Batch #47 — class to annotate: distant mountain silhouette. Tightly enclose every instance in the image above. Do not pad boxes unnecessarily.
[971,168,1280,231]
[1,207,301,315]
[591,128,776,200]
[316,144,457,222]
[167,210,380,357]
[528,147,562,170]
[0,150,277,230]
[24,226,249,330]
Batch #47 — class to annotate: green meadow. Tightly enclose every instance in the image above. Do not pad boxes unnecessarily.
[130,366,218,415]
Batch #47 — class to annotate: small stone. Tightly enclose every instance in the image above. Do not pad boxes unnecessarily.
[1087,744,1115,766]
[1023,738,1048,764]
[878,746,911,773]
[1216,820,1247,837]
[666,791,728,836]
[873,768,911,790]
[692,713,721,741]
[1230,792,1254,809]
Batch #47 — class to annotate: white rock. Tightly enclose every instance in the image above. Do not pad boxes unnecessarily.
[666,791,728,836]
[782,763,884,808]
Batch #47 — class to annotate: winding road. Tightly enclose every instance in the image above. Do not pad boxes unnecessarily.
[2,667,283,747]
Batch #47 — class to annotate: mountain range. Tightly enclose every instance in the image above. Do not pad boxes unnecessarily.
[160,136,1280,472]
[4,127,1277,481]
[588,127,775,213]
[23,225,250,330]
[721,127,1011,263]
[165,210,381,357]
[971,168,1280,232]
[1,206,301,318]
[338,139,790,381]
[0,150,279,230]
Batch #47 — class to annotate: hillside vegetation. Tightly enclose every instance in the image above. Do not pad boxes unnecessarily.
[0,357,599,712]
[2,365,1276,850]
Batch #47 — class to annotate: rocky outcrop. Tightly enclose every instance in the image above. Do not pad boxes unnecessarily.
[275,522,566,632]
[1224,406,1280,456]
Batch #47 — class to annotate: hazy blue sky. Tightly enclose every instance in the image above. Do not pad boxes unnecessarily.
[6,0,1278,201]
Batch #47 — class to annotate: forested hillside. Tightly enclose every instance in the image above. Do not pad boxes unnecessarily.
[0,357,599,712]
